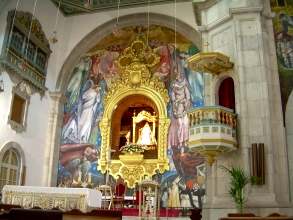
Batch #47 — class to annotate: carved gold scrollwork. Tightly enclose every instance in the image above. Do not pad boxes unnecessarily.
[98,38,170,188]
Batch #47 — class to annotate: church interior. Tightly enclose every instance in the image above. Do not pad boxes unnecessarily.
[0,0,293,219]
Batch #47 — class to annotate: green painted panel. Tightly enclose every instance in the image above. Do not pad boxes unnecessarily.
[51,0,191,16]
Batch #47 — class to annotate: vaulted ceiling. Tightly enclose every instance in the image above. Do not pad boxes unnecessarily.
[50,0,191,16]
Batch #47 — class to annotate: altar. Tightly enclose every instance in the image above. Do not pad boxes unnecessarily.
[1,185,102,213]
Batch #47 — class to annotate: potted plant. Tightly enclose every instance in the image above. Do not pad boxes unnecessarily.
[221,166,250,215]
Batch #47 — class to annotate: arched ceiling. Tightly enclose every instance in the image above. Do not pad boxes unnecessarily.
[50,0,190,16]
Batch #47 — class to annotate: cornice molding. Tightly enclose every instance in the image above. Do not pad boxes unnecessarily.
[196,6,264,32]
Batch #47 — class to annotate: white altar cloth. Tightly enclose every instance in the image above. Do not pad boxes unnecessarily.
[1,185,102,212]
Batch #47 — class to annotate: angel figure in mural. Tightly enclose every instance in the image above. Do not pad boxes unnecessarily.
[65,58,91,111]
[137,122,157,145]
[179,52,204,107]
[62,59,92,144]
[154,45,174,84]
[78,80,101,143]
[168,67,191,153]
[90,51,119,87]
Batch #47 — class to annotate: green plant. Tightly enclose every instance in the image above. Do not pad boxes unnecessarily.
[221,166,250,213]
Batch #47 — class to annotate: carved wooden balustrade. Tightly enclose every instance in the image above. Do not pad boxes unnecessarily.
[187,106,237,165]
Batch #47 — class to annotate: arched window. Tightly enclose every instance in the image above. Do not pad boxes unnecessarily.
[0,142,25,190]
[218,77,235,111]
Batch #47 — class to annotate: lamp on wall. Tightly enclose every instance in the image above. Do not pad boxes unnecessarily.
[0,78,4,92]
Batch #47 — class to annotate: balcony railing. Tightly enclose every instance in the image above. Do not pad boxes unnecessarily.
[189,105,236,130]
[188,106,237,165]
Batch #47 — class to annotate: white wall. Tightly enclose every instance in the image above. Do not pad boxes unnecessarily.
[0,0,66,186]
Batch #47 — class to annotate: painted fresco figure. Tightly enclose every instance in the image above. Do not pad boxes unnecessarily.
[275,13,293,69]
[96,51,119,87]
[62,119,78,144]
[187,71,204,107]
[65,58,91,111]
[78,80,101,143]
[154,45,173,85]
[62,58,91,144]
[169,68,191,153]
[279,13,293,34]
[168,176,181,208]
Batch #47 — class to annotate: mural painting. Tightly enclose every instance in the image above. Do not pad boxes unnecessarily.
[271,0,293,114]
[57,25,205,208]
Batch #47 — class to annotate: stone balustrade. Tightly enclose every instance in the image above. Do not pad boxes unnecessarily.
[187,106,237,165]
[188,105,236,130]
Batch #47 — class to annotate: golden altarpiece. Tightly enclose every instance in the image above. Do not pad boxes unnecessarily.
[98,38,170,188]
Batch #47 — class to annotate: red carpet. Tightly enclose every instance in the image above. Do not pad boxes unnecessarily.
[122,208,181,217]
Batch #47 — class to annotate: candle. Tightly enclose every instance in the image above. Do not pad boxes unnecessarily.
[88,173,92,183]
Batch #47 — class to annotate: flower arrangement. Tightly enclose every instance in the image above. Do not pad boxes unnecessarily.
[120,143,147,153]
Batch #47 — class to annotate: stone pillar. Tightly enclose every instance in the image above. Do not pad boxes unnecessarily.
[198,2,292,218]
[42,91,65,186]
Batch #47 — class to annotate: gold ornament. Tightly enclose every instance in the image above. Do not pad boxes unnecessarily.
[98,38,170,188]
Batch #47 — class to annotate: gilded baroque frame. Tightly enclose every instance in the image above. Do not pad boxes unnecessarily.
[98,38,170,188]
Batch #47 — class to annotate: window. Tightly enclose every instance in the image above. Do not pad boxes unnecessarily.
[0,149,20,189]
[10,94,26,124]
[0,10,51,92]
[0,142,25,191]
[36,49,47,72]
[10,27,24,54]
[8,82,30,132]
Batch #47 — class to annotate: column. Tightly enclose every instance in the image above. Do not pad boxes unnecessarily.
[42,91,66,186]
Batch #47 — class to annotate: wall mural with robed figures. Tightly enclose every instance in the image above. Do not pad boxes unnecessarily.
[270,0,293,115]
[58,25,205,209]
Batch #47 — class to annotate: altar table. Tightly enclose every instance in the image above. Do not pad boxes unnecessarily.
[1,185,102,213]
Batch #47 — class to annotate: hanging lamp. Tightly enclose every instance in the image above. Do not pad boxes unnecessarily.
[112,0,122,37]
[50,0,61,44]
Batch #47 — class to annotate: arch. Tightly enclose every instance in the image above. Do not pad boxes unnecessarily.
[217,77,235,111]
[111,94,158,154]
[99,85,170,187]
[0,141,26,187]
[97,38,170,188]
[55,12,201,92]
[47,13,201,187]
[285,91,293,201]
